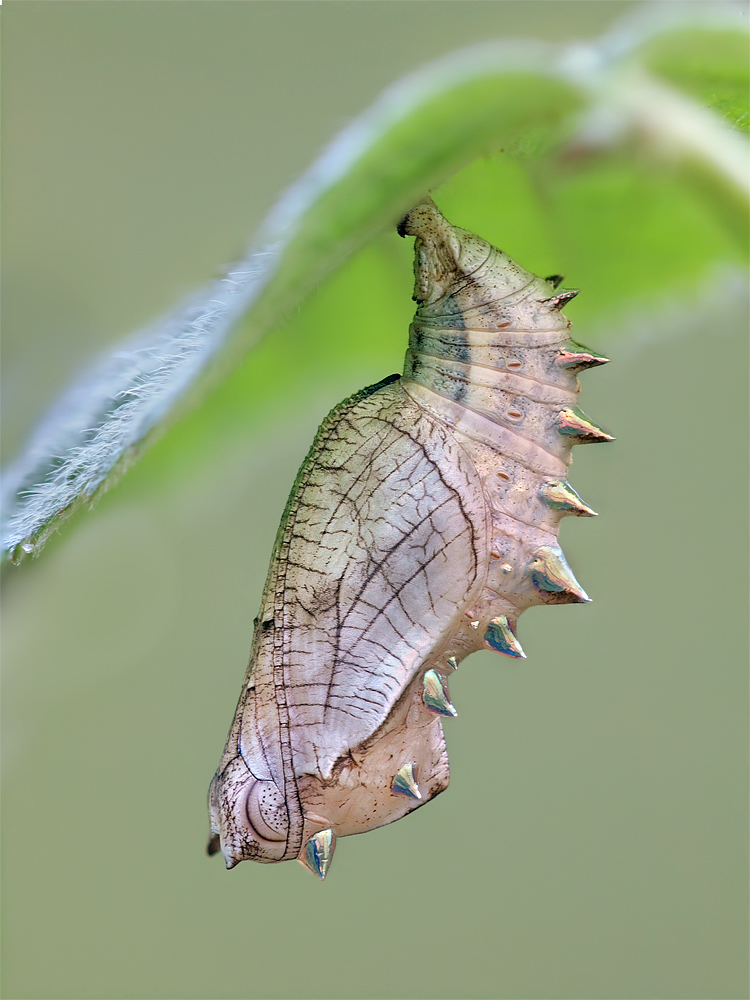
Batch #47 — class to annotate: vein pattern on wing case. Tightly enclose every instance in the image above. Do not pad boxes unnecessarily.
[208,199,611,878]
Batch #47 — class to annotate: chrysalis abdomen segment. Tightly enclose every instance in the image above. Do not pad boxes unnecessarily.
[400,198,611,625]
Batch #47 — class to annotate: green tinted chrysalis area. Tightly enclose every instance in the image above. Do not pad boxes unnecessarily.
[208,199,611,877]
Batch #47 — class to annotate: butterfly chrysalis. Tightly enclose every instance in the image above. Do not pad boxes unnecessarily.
[208,199,611,878]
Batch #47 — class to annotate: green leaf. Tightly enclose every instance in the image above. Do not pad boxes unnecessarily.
[641,28,750,132]
[106,145,749,508]
[3,4,748,565]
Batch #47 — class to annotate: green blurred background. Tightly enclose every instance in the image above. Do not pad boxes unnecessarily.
[2,3,748,999]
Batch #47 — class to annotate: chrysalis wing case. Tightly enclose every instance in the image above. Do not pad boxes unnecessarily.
[208,199,612,879]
